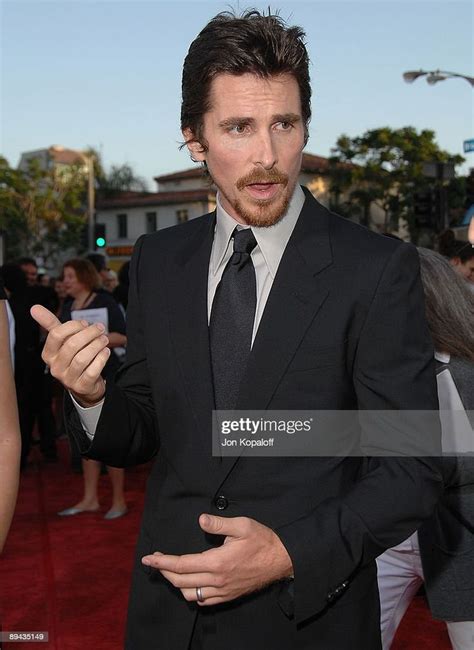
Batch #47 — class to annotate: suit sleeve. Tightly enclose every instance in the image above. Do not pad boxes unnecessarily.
[275,242,444,624]
[65,235,159,467]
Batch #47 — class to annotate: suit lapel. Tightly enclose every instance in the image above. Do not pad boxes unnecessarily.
[166,214,223,488]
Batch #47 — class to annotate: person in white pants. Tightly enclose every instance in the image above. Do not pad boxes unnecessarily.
[377,533,474,649]
[377,248,474,650]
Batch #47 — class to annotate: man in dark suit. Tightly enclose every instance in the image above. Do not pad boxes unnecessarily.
[32,9,443,649]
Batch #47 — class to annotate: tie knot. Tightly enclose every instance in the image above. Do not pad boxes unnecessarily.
[233,228,257,255]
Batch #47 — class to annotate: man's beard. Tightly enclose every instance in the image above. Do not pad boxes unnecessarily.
[219,168,295,227]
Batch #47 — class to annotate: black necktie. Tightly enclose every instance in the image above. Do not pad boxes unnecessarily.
[210,228,258,410]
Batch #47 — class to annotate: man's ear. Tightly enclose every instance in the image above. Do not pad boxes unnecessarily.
[182,128,206,162]
[450,257,461,268]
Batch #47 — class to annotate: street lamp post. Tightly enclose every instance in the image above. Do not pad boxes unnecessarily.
[86,157,95,253]
[404,67,473,237]
[74,151,96,252]
[403,69,474,87]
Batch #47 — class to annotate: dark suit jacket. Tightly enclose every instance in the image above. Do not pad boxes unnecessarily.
[67,189,443,649]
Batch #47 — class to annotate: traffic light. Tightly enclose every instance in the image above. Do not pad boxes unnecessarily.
[79,222,89,252]
[94,223,106,250]
[413,190,435,227]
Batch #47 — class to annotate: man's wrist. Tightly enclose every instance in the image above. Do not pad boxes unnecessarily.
[70,385,106,409]
[271,531,294,580]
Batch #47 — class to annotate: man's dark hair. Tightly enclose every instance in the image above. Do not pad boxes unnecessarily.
[118,260,130,286]
[0,263,28,294]
[17,256,37,268]
[181,8,311,153]
[438,229,474,263]
[86,253,107,273]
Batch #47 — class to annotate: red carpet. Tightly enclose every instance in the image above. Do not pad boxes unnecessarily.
[392,595,451,649]
[1,440,451,649]
[1,440,148,649]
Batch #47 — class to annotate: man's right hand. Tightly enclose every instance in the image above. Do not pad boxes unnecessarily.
[30,305,110,407]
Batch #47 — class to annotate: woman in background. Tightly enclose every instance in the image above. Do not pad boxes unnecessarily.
[0,275,21,552]
[57,258,128,520]
[377,248,474,649]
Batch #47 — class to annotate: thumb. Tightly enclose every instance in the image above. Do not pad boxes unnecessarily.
[199,513,239,537]
[30,304,61,331]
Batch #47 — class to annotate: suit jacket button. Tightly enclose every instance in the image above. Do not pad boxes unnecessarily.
[214,495,228,511]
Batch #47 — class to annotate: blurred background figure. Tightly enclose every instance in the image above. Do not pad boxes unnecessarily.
[17,256,59,311]
[17,256,38,287]
[377,248,474,650]
[57,258,128,519]
[0,275,21,553]
[0,268,16,365]
[49,274,69,442]
[51,275,68,318]
[85,253,110,290]
[102,268,118,293]
[439,230,474,286]
[112,261,130,315]
[1,263,58,468]
[37,272,52,288]
[18,259,59,464]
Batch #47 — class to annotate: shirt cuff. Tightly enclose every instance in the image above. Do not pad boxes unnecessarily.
[69,391,105,440]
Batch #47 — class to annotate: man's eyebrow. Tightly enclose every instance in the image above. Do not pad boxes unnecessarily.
[218,113,301,128]
[218,117,256,128]
[272,113,301,123]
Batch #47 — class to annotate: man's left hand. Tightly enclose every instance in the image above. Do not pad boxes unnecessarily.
[141,514,293,606]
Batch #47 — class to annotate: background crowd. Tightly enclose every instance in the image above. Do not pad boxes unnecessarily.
[0,252,130,518]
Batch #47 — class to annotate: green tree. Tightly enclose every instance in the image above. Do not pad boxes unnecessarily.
[0,150,149,265]
[103,163,148,193]
[83,146,149,195]
[0,156,87,265]
[0,157,28,260]
[328,127,465,239]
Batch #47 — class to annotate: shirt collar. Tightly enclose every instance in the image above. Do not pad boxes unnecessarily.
[212,184,305,278]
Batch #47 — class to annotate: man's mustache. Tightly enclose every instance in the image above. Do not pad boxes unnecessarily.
[236,168,288,190]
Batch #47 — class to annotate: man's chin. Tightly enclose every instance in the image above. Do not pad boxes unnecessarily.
[234,196,290,228]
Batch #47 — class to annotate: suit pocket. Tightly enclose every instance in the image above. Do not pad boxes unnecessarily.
[287,340,348,373]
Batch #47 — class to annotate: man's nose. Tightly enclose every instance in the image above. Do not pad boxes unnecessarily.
[253,131,278,170]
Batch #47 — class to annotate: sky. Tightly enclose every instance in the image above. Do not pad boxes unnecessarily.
[1,0,473,189]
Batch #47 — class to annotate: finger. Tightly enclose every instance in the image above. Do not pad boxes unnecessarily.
[30,304,62,331]
[52,324,108,373]
[196,596,228,607]
[180,586,223,604]
[77,347,110,388]
[42,320,90,360]
[142,550,214,574]
[199,513,248,538]
[158,570,220,590]
[63,336,110,384]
